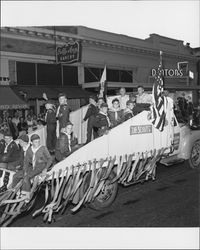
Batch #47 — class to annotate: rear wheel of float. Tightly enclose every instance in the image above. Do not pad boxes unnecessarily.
[80,170,118,210]
[187,140,200,169]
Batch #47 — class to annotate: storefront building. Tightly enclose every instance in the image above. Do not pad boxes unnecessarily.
[0,25,199,113]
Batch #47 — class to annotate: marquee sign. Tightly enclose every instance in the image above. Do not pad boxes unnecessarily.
[56,41,81,64]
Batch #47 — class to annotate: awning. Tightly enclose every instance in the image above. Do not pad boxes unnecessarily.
[0,86,29,110]
[12,86,59,99]
[54,86,91,98]
[12,85,91,99]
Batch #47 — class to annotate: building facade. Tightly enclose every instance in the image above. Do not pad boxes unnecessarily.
[0,25,199,113]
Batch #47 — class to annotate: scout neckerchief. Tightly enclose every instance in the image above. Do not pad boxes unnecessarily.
[63,131,72,152]
[31,145,42,169]
[109,106,121,120]
[4,139,13,153]
[99,111,111,127]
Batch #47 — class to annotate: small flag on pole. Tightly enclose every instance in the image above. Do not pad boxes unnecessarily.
[98,66,107,100]
[151,51,167,132]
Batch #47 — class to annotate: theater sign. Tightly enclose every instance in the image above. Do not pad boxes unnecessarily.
[56,41,81,64]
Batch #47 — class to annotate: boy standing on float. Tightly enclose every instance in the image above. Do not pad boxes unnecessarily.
[56,93,70,137]
[45,100,57,153]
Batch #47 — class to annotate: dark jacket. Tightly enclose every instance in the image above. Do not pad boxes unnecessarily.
[55,132,78,162]
[0,140,21,163]
[24,145,52,173]
[83,104,98,122]
[93,112,111,136]
[17,121,28,132]
[46,109,57,126]
[108,108,123,128]
[8,121,18,139]
[123,109,134,121]
[57,104,70,130]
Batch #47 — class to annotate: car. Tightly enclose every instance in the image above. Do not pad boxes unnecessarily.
[160,115,200,169]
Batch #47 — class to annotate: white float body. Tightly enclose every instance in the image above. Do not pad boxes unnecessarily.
[48,97,174,177]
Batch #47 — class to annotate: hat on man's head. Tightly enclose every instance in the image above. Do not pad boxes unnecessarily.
[4,131,12,138]
[58,93,66,99]
[66,121,73,127]
[126,100,134,106]
[30,134,40,142]
[45,99,55,105]
[89,95,96,101]
[18,134,29,143]
[100,103,108,108]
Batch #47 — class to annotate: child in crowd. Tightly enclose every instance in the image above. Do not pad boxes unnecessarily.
[0,131,21,171]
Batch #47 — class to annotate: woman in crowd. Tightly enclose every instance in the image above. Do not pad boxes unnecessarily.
[17,116,28,135]
[26,114,34,133]
[7,116,18,139]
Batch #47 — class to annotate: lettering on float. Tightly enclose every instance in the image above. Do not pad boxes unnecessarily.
[130,125,153,135]
[56,41,81,64]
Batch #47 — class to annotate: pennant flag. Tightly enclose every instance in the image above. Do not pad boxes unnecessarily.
[151,51,167,132]
[98,66,107,100]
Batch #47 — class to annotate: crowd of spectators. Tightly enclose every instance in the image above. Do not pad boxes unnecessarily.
[0,109,46,140]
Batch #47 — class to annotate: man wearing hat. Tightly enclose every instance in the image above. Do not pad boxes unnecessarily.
[55,122,79,162]
[45,100,57,153]
[82,95,98,143]
[56,93,71,135]
[0,131,21,171]
[93,103,111,137]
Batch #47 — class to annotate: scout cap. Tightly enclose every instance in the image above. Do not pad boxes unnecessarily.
[30,134,40,142]
[89,95,96,101]
[100,103,108,108]
[4,131,12,137]
[126,100,134,106]
[58,93,66,98]
[18,134,29,143]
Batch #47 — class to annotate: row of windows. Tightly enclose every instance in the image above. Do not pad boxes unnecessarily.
[16,62,133,86]
[84,67,132,83]
[17,62,78,86]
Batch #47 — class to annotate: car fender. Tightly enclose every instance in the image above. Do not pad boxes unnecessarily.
[178,129,200,160]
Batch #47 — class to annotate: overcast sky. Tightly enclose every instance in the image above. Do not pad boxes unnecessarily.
[1,0,199,48]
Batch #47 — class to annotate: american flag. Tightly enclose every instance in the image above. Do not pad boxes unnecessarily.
[151,51,167,132]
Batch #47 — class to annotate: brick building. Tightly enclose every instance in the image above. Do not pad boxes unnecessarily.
[0,26,199,114]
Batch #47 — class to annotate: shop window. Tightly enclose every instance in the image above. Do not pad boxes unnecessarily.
[16,62,36,85]
[63,66,78,86]
[107,69,120,82]
[84,67,103,83]
[37,63,62,85]
[120,70,132,83]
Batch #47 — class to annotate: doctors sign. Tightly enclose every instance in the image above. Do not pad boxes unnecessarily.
[56,41,81,64]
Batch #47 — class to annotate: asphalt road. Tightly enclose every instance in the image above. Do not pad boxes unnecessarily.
[10,161,199,227]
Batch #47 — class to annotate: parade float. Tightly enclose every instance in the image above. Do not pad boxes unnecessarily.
[1,94,199,227]
[0,67,200,226]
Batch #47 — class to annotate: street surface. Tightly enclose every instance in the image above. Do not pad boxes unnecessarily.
[10,162,199,227]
